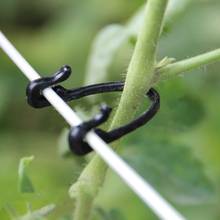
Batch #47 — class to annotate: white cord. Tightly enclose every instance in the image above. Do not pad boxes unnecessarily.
[0,31,185,220]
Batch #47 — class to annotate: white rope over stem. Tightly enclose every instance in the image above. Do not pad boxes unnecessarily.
[0,31,185,220]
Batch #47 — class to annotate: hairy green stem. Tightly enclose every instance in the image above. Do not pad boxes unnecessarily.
[160,48,220,79]
[110,0,168,129]
[70,156,108,220]
[70,1,168,219]
[73,192,94,220]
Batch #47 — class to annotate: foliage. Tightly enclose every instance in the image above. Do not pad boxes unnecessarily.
[123,137,214,205]
[1,0,220,220]
[18,156,35,194]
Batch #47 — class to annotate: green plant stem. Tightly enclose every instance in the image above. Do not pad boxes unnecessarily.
[70,1,168,220]
[110,0,168,129]
[70,156,108,220]
[159,48,220,79]
[73,191,94,220]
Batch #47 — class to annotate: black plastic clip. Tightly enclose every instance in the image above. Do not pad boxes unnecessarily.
[26,65,160,156]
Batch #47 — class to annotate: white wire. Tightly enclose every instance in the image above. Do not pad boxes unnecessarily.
[0,31,185,220]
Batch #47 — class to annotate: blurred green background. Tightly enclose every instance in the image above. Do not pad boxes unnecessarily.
[0,0,220,219]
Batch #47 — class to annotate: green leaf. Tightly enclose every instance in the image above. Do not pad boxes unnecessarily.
[18,204,56,220]
[122,137,215,205]
[166,94,205,129]
[95,207,126,220]
[164,0,192,31]
[84,0,192,86]
[108,209,126,220]
[84,6,146,86]
[85,24,127,85]
[18,156,35,194]
[58,215,72,220]
[144,80,206,134]
[95,207,110,220]
[3,203,18,220]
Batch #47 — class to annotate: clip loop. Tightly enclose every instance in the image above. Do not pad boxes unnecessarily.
[26,65,160,155]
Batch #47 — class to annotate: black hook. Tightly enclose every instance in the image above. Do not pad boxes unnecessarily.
[69,88,159,155]
[26,65,72,108]
[26,65,160,156]
[26,65,124,108]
